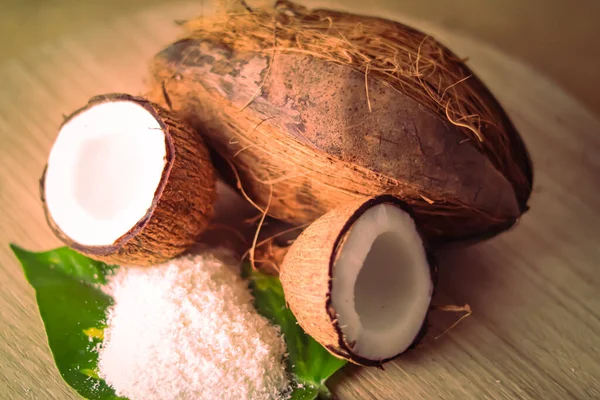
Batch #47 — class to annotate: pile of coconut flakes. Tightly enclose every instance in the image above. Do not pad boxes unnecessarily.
[96,249,290,400]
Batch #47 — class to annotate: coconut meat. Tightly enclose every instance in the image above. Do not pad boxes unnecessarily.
[44,101,167,246]
[331,204,432,361]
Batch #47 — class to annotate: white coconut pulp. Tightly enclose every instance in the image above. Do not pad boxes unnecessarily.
[44,101,167,246]
[331,204,433,361]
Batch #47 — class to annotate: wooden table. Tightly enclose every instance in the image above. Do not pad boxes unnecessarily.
[1,1,599,399]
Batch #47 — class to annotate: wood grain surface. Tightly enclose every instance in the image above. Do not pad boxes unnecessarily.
[1,1,599,399]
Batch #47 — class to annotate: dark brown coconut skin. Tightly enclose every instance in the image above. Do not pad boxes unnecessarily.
[279,195,437,366]
[41,93,216,266]
[148,6,533,243]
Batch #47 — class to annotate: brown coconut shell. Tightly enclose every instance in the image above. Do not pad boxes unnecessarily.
[147,1,533,243]
[279,195,437,366]
[41,93,216,266]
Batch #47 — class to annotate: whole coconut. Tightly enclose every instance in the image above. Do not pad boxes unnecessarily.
[148,1,533,243]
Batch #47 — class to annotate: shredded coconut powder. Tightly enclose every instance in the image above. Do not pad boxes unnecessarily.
[97,250,290,400]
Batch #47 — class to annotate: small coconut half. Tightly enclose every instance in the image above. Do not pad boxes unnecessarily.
[279,195,434,366]
[42,93,216,265]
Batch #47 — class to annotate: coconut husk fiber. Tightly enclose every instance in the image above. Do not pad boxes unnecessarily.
[148,0,533,243]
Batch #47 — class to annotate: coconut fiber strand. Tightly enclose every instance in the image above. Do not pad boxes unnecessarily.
[97,250,289,400]
[149,1,533,243]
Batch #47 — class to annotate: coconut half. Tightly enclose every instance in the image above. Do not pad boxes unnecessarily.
[42,93,216,265]
[279,195,434,366]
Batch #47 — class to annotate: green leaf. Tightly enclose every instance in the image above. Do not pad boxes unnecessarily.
[10,244,125,400]
[289,385,320,400]
[244,265,347,399]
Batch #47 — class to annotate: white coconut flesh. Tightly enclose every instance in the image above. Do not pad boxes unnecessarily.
[331,204,433,361]
[44,101,167,247]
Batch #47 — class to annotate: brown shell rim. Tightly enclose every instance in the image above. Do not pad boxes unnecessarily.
[325,194,438,367]
[40,93,175,257]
